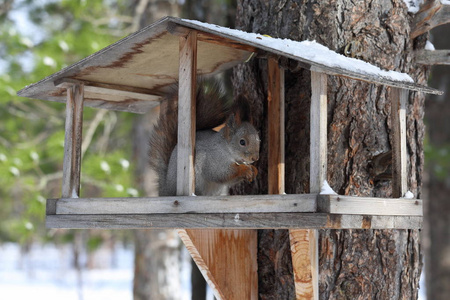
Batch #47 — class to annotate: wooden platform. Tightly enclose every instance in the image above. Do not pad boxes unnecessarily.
[46,194,422,229]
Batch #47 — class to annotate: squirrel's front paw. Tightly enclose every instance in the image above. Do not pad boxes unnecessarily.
[232,164,258,183]
[249,165,258,182]
[241,165,258,182]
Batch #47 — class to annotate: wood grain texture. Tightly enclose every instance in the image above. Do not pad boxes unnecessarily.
[177,31,197,196]
[178,229,226,300]
[290,71,327,300]
[309,71,328,193]
[317,195,422,216]
[176,30,258,300]
[49,194,423,216]
[45,213,422,229]
[179,229,258,300]
[167,23,257,53]
[171,19,441,95]
[61,84,84,198]
[268,57,285,195]
[391,87,408,198]
[17,17,441,116]
[290,229,317,299]
[54,77,165,96]
[51,194,317,214]
[411,0,450,39]
[416,50,450,65]
[55,78,161,102]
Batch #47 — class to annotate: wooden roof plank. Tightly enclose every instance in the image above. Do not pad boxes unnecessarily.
[171,18,442,95]
[17,16,443,115]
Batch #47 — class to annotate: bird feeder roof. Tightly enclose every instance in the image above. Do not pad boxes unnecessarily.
[18,16,442,113]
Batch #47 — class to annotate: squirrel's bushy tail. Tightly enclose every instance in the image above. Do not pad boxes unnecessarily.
[149,79,231,194]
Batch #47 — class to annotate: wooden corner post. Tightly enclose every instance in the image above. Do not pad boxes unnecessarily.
[391,88,408,198]
[268,57,285,195]
[62,84,85,198]
[290,71,326,300]
[177,31,197,196]
[176,30,258,300]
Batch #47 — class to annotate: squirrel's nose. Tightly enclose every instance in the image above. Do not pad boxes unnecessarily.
[253,154,259,162]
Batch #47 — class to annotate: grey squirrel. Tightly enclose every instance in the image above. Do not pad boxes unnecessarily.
[149,80,260,196]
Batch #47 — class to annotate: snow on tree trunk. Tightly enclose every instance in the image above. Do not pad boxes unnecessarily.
[232,0,426,298]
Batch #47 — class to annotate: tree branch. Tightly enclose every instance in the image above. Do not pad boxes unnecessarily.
[411,0,450,39]
[38,171,63,191]
[415,49,450,65]
[81,109,108,157]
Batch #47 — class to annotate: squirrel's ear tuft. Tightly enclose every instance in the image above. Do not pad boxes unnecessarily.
[226,113,238,128]
[223,114,234,141]
[233,95,252,124]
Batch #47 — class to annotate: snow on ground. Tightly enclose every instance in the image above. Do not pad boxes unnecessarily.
[0,242,134,300]
[0,240,427,299]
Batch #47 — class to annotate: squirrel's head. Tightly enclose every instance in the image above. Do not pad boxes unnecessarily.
[222,114,260,165]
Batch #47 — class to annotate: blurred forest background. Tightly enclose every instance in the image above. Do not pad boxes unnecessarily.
[0,0,448,299]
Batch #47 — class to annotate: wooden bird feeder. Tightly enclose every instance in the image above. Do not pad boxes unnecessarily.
[18,17,442,300]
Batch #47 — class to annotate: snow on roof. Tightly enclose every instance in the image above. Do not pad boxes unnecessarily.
[183,19,414,83]
[17,16,442,114]
[175,18,441,95]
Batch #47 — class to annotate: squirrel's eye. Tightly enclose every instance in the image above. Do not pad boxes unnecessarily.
[239,139,246,146]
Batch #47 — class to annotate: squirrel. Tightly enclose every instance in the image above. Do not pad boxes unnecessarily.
[149,80,260,196]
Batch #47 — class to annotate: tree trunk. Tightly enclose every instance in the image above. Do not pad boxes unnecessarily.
[131,1,183,299]
[132,108,185,300]
[232,1,425,299]
[424,24,450,300]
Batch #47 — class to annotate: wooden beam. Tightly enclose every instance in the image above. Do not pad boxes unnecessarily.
[53,78,161,114]
[178,229,258,300]
[317,195,422,216]
[177,30,197,195]
[290,229,318,299]
[290,71,327,300]
[307,71,326,300]
[178,230,227,299]
[169,20,441,95]
[54,78,165,96]
[47,194,424,216]
[61,84,84,198]
[391,88,408,198]
[54,78,162,102]
[50,194,317,215]
[411,0,450,39]
[309,72,328,193]
[415,50,450,65]
[268,57,285,194]
[45,213,423,230]
[167,23,257,53]
[176,30,258,300]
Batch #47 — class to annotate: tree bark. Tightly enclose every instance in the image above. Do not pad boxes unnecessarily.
[424,24,450,300]
[232,1,425,299]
